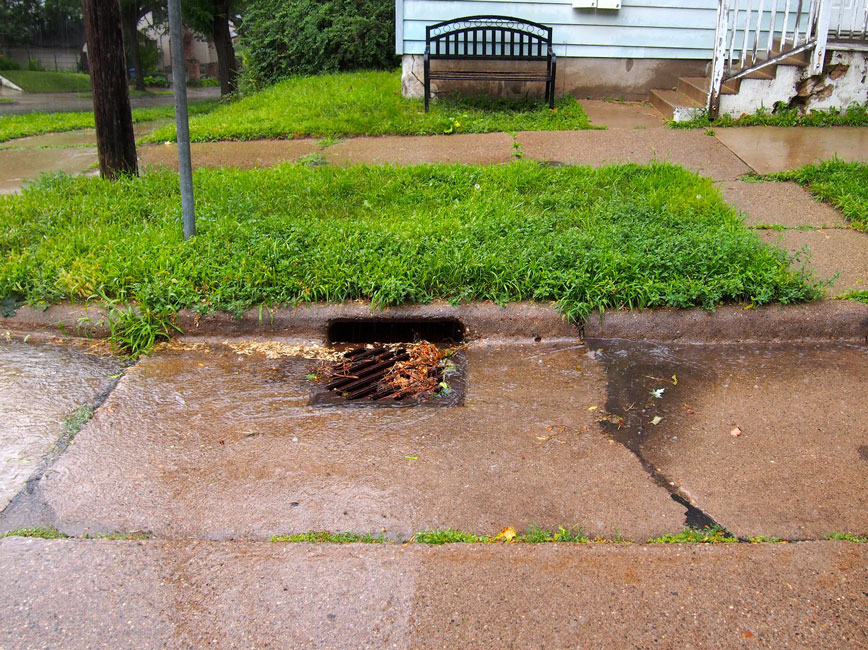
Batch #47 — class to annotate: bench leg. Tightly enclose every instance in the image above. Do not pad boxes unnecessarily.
[424,55,430,112]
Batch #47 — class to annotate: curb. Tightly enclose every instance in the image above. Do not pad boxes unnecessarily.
[2,300,867,344]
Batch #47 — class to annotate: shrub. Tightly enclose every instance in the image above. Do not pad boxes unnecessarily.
[0,55,21,71]
[144,74,169,88]
[27,58,46,72]
[241,0,398,89]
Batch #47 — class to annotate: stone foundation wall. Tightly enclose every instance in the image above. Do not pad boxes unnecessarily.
[402,54,708,102]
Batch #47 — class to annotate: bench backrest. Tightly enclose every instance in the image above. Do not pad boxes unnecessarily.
[426,15,553,61]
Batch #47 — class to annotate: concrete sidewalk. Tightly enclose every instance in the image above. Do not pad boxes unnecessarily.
[2,537,867,649]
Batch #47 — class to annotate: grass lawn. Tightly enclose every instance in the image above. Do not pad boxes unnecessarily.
[0,101,220,143]
[0,161,818,354]
[769,159,868,232]
[143,69,596,143]
[0,70,92,93]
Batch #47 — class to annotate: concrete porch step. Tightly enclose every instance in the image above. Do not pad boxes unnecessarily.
[648,88,703,121]
[678,76,739,105]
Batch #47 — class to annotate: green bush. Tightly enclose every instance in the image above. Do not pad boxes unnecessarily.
[144,74,169,88]
[241,0,398,88]
[0,55,21,71]
[27,58,46,72]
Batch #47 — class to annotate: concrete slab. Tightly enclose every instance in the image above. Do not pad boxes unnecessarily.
[0,340,121,511]
[138,139,321,170]
[720,180,849,228]
[11,341,684,541]
[715,126,868,175]
[757,228,868,295]
[590,340,868,540]
[323,132,515,166]
[0,147,96,193]
[516,129,751,180]
[579,99,666,130]
[1,537,867,648]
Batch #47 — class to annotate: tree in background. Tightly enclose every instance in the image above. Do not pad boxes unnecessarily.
[119,0,148,90]
[241,0,397,89]
[0,0,84,55]
[182,0,241,96]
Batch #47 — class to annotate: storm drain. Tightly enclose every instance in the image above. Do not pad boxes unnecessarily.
[309,341,465,407]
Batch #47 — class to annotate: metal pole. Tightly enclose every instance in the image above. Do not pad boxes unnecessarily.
[167,0,196,239]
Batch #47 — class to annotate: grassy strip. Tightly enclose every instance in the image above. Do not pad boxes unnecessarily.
[0,161,819,355]
[826,532,868,543]
[765,159,868,232]
[670,103,868,129]
[0,70,92,93]
[143,69,596,143]
[0,100,220,143]
[648,526,737,544]
[838,290,868,304]
[273,526,595,544]
[3,528,68,539]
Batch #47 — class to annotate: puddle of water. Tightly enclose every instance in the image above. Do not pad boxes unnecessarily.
[0,339,122,511]
[0,147,97,193]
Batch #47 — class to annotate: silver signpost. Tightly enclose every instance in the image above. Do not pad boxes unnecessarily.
[167,0,196,239]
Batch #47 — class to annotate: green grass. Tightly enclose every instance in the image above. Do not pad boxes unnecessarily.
[648,525,738,543]
[0,161,820,355]
[271,531,390,543]
[670,102,868,129]
[826,532,867,543]
[0,101,220,143]
[143,69,596,143]
[62,404,94,441]
[0,97,11,103]
[0,70,92,93]
[838,290,868,303]
[3,527,68,539]
[767,160,868,232]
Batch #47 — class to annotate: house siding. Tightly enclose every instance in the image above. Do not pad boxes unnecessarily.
[397,0,720,59]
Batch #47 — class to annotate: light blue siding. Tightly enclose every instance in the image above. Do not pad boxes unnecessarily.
[397,0,721,59]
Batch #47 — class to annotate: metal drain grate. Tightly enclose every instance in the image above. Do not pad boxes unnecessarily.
[315,341,461,405]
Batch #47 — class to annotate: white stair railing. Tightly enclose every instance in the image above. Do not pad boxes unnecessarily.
[707,0,836,115]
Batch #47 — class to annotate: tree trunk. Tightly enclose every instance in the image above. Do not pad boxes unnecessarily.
[120,0,146,91]
[81,0,138,179]
[211,0,237,96]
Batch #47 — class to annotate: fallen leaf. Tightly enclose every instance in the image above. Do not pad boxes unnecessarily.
[730,425,742,437]
[650,388,665,399]
[651,416,663,425]
[671,375,678,386]
[405,455,418,461]
[495,526,517,542]
[588,405,598,411]
[682,403,695,414]
[743,631,754,638]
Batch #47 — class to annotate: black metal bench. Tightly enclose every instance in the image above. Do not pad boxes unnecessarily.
[424,15,557,111]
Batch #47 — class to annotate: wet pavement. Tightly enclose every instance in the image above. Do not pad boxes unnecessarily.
[0,88,219,115]
[0,333,867,645]
[0,146,97,193]
[757,229,868,295]
[2,340,683,540]
[720,179,849,229]
[0,339,121,511]
[714,126,868,175]
[579,99,666,130]
[1,537,866,648]
[589,340,868,539]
